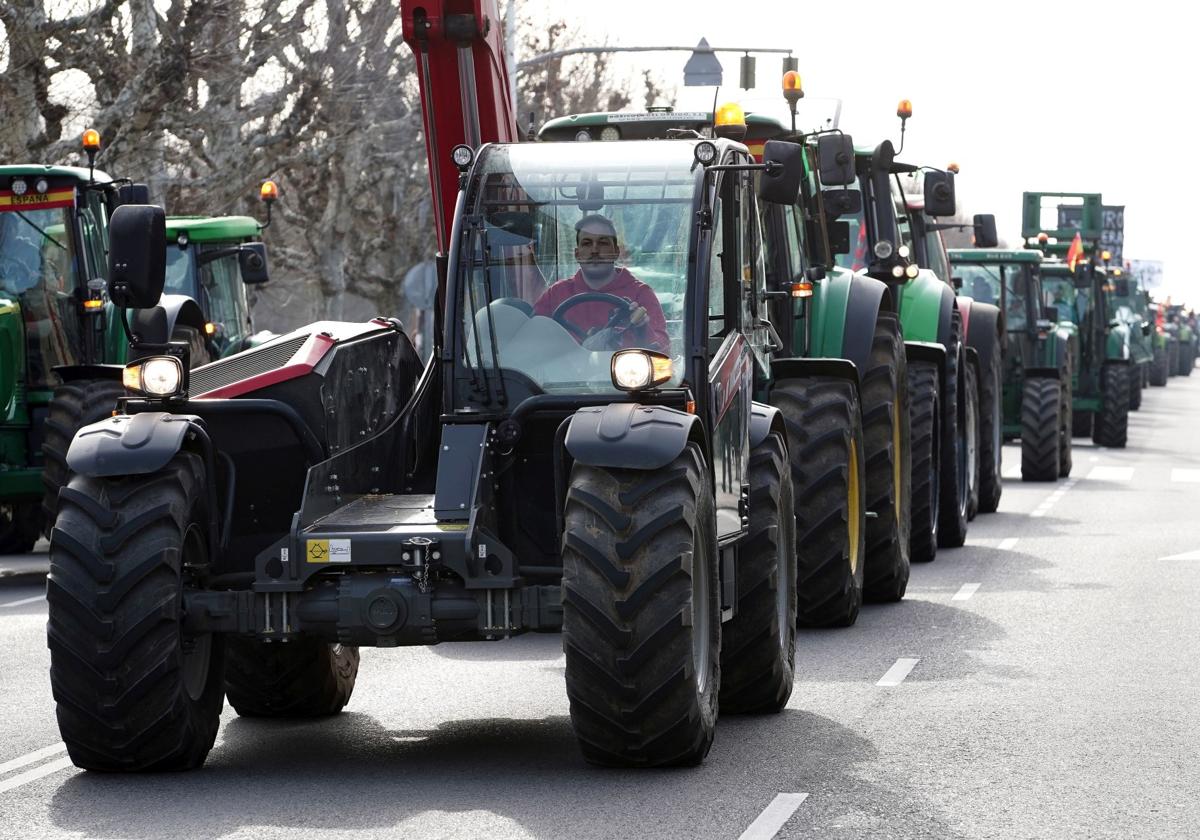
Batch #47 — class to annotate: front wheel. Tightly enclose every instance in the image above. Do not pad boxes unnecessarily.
[47,452,224,771]
[719,432,796,714]
[1020,377,1060,482]
[965,362,981,521]
[1093,364,1130,448]
[976,341,1003,514]
[225,639,359,717]
[908,361,941,563]
[561,444,720,767]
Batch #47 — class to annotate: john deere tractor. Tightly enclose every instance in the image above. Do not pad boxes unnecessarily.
[1023,192,1132,448]
[1166,304,1195,376]
[1102,264,1152,407]
[540,91,913,618]
[949,247,1075,481]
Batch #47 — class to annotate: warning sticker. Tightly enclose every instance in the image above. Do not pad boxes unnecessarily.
[608,112,708,123]
[307,539,329,563]
[329,539,352,563]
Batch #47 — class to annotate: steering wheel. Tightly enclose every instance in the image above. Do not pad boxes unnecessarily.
[551,292,633,343]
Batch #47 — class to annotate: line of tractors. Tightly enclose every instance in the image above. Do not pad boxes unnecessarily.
[29,0,1193,773]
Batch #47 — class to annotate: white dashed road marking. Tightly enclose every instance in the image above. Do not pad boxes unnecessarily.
[1159,549,1200,561]
[0,594,44,609]
[1031,478,1078,517]
[952,583,981,601]
[0,743,66,776]
[1170,469,1200,483]
[877,658,919,687]
[738,793,809,840]
[0,748,73,794]
[997,538,1019,551]
[1087,466,1134,481]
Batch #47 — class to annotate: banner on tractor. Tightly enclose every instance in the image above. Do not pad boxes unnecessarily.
[0,185,75,212]
[1129,259,1165,291]
[1100,205,1124,262]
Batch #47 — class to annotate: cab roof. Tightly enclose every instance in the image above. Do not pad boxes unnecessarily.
[948,248,1042,264]
[165,215,260,243]
[1,164,111,183]
[538,109,787,143]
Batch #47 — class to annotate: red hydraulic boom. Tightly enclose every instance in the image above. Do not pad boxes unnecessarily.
[401,0,521,256]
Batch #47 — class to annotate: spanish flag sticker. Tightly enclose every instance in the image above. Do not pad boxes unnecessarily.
[0,188,75,212]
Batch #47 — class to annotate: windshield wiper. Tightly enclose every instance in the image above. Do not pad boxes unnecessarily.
[13,210,66,251]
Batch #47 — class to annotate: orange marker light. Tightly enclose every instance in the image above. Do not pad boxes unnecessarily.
[204,322,216,335]
[83,299,104,310]
[782,70,804,102]
[947,162,960,174]
[1037,232,1049,244]
[791,281,814,298]
[1101,250,1112,262]
[897,99,913,119]
[714,102,747,141]
[82,129,101,151]
[260,180,279,203]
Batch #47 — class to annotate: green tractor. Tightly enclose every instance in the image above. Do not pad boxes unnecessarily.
[538,95,911,623]
[1166,304,1195,376]
[1148,299,1174,385]
[1102,264,1152,406]
[838,138,977,560]
[948,247,1075,481]
[1023,192,1133,448]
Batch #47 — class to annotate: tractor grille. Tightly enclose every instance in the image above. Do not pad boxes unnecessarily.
[191,334,310,396]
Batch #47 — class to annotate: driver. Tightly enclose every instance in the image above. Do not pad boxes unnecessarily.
[533,215,669,353]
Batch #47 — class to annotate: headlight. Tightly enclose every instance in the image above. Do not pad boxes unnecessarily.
[123,356,184,397]
[600,126,621,142]
[10,179,27,196]
[891,265,905,279]
[574,129,592,142]
[905,263,919,279]
[897,244,911,260]
[611,349,673,391]
[874,240,894,259]
[694,141,718,166]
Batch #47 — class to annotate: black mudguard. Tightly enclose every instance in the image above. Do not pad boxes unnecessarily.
[905,340,947,390]
[67,411,202,477]
[132,294,207,347]
[841,275,891,376]
[964,301,1002,374]
[770,357,859,388]
[749,401,785,451]
[53,364,123,382]
[565,403,702,470]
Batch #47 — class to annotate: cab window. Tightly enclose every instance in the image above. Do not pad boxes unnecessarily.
[201,253,248,355]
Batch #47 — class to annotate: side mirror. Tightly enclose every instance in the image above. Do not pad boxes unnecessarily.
[923,171,956,217]
[1114,278,1130,297]
[951,276,963,290]
[805,265,826,283]
[827,220,851,255]
[816,134,856,186]
[238,243,270,284]
[973,214,999,248]
[1143,322,1152,336]
[1043,306,1059,322]
[1073,273,1091,290]
[757,140,804,205]
[107,204,166,309]
[820,189,862,218]
[106,183,150,215]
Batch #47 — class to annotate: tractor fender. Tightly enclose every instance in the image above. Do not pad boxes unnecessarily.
[1106,324,1132,361]
[131,294,208,346]
[810,268,889,376]
[905,340,947,391]
[961,300,1003,374]
[564,403,704,471]
[1024,367,1061,381]
[53,364,124,383]
[897,272,956,346]
[770,357,859,389]
[749,401,785,451]
[67,411,204,478]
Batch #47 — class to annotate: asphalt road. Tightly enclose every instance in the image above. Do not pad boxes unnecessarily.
[2,376,1199,839]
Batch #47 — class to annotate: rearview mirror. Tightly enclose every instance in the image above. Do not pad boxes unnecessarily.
[239,243,270,284]
[107,183,150,215]
[1074,272,1092,290]
[827,220,851,255]
[821,189,861,218]
[973,214,999,248]
[1143,322,1152,336]
[1114,278,1130,297]
[951,276,963,290]
[816,134,856,186]
[107,204,166,309]
[923,171,956,217]
[757,140,804,206]
[1043,306,1059,322]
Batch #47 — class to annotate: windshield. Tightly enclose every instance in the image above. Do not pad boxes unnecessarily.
[164,244,196,296]
[456,142,697,397]
[1042,276,1084,324]
[0,208,74,296]
[956,262,1031,330]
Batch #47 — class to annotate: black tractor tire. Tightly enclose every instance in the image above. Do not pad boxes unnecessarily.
[225,639,359,717]
[47,452,224,771]
[965,362,981,522]
[1129,368,1143,410]
[1093,364,1130,448]
[1059,376,1074,479]
[1167,340,1179,378]
[907,361,941,563]
[860,313,911,604]
[0,502,43,554]
[1020,377,1061,482]
[937,314,970,549]
[772,377,866,627]
[719,432,796,714]
[41,379,128,537]
[976,340,1003,514]
[1150,344,1169,386]
[1072,410,1093,438]
[1181,342,1195,376]
[561,443,720,767]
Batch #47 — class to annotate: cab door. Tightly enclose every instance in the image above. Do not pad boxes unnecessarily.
[705,161,753,541]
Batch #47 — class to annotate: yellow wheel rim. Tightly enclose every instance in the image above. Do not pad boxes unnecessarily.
[893,396,903,527]
[848,434,861,574]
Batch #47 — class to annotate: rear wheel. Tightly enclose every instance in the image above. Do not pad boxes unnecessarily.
[1020,377,1060,482]
[937,313,970,548]
[772,377,865,627]
[1167,340,1179,377]
[41,379,127,536]
[1129,368,1143,410]
[561,444,720,767]
[225,639,359,717]
[965,362,980,521]
[719,432,795,714]
[908,361,941,563]
[860,314,910,604]
[47,452,224,771]
[1181,342,1195,376]
[1093,364,1130,448]
[1059,376,1074,478]
[976,341,1003,514]
[1150,344,1169,386]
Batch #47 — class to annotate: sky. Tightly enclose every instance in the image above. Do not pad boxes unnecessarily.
[519,0,1198,301]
